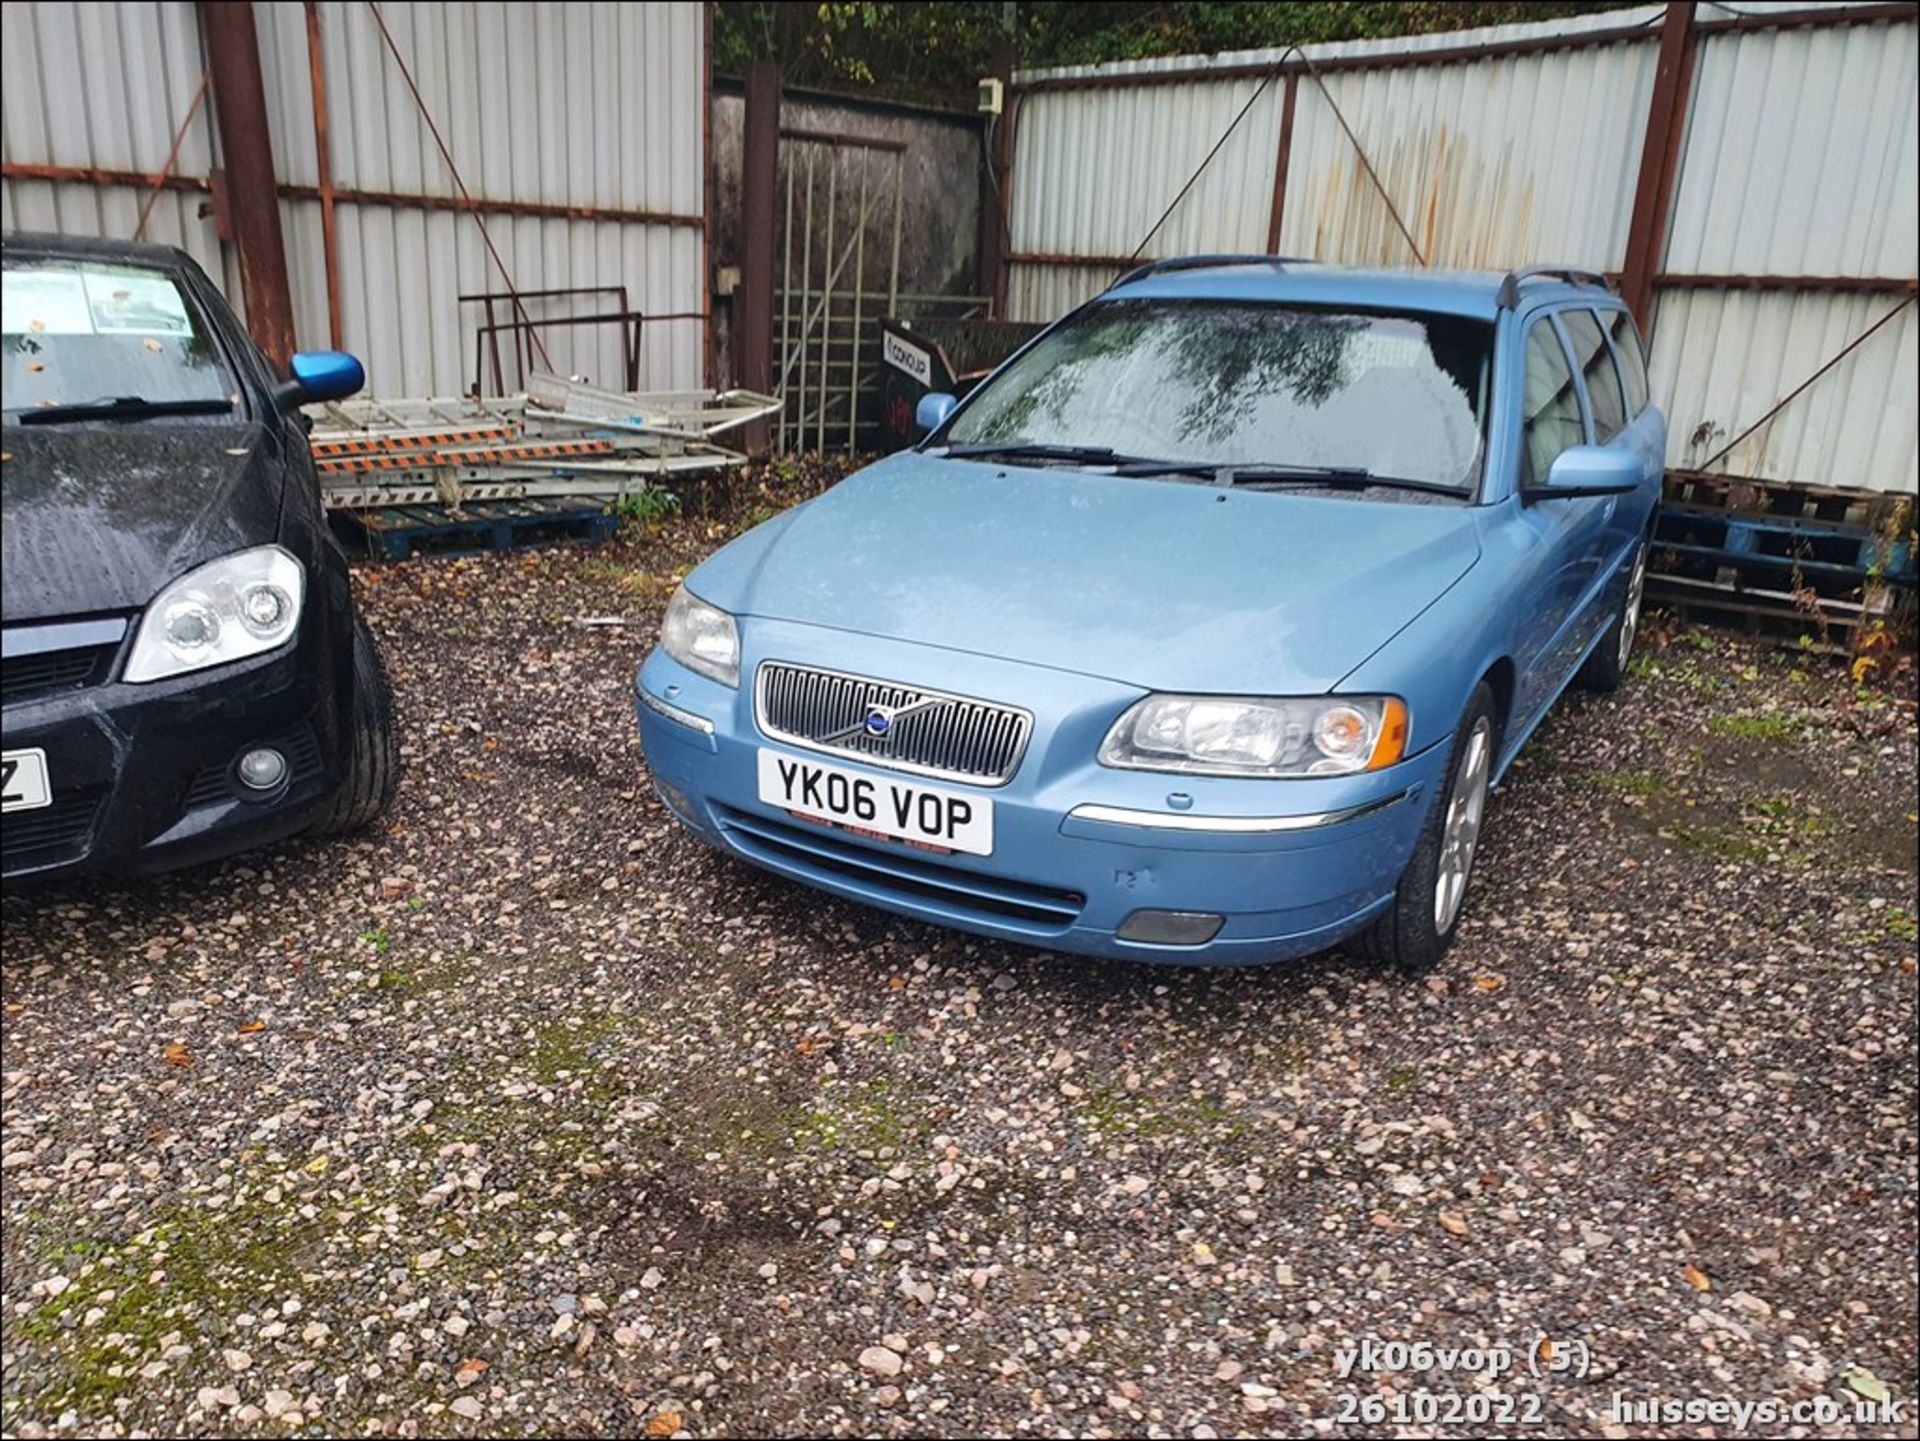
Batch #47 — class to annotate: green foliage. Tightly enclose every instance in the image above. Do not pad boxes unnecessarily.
[617,486,682,527]
[716,2,1638,104]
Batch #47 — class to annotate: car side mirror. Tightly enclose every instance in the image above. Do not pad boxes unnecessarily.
[1529,444,1641,500]
[273,350,365,412]
[915,392,958,434]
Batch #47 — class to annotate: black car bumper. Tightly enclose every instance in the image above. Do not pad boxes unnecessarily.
[1,627,351,884]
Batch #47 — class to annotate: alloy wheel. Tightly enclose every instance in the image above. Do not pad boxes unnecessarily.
[1433,717,1492,932]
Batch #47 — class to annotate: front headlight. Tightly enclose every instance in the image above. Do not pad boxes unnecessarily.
[1099,694,1409,777]
[660,584,739,687]
[124,545,306,683]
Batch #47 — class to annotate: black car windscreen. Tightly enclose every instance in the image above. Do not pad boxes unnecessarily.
[1,259,235,414]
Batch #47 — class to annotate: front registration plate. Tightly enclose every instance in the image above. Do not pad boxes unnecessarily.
[2,748,53,813]
[757,749,993,856]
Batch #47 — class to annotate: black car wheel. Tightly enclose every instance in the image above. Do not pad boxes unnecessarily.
[311,617,398,836]
[1354,681,1498,975]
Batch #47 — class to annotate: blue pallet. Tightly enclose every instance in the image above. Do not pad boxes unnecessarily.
[335,497,617,561]
[1655,504,1914,590]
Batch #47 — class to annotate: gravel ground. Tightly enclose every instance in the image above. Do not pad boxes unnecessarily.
[4,468,1916,1439]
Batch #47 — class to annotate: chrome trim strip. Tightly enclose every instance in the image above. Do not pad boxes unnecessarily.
[753,661,1033,788]
[1,616,128,659]
[638,687,715,735]
[1068,789,1412,833]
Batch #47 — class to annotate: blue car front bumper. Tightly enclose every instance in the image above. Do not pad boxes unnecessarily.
[635,624,1448,966]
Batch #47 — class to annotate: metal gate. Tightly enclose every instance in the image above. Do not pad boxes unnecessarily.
[774,128,903,454]
[773,128,991,455]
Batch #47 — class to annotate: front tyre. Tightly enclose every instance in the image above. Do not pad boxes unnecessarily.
[1356,682,1497,974]
[311,617,399,836]
[1577,537,1648,693]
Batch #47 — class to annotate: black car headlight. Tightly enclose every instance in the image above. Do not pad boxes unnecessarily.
[124,545,305,683]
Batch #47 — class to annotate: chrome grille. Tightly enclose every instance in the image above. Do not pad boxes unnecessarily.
[755,662,1032,786]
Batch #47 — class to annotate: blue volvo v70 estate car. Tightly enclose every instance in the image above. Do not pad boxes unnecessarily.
[636,258,1664,971]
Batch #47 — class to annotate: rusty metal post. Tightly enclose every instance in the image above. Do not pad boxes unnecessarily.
[1265,74,1300,255]
[738,59,781,453]
[1621,1,1699,331]
[200,0,297,371]
[979,36,1016,317]
[302,0,343,350]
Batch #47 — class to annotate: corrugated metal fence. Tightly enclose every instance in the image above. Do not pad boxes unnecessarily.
[2,0,706,397]
[1003,1,1918,497]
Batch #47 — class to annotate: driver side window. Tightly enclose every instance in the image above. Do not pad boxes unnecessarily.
[1521,319,1586,490]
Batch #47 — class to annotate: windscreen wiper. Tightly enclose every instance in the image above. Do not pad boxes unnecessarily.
[15,395,236,426]
[1117,458,1468,498]
[939,441,1122,465]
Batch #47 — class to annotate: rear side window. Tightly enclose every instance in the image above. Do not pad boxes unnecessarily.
[1521,321,1586,489]
[1601,307,1649,415]
[1559,308,1627,441]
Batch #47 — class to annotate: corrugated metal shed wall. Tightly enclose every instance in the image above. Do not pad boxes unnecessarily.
[1006,3,1918,496]
[1650,16,1918,492]
[1277,42,1656,269]
[3,1,705,399]
[256,1,705,397]
[1005,7,1665,321]
[0,1,243,308]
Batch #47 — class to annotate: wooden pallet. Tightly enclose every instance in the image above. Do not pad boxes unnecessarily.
[1648,493,1915,651]
[1663,470,1915,533]
[332,496,617,562]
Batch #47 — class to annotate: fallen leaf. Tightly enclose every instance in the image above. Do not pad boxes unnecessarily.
[1683,1263,1712,1291]
[26,360,44,372]
[143,337,163,352]
[888,975,906,990]
[236,1020,267,1035]
[645,1410,684,1438]
[454,1357,489,1377]
[162,1042,194,1069]
[1437,1211,1470,1237]
[795,1037,820,1055]
[1842,1365,1888,1403]
[1473,974,1505,992]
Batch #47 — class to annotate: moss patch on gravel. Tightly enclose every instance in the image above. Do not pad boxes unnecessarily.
[9,1197,317,1420]
[1707,712,1799,743]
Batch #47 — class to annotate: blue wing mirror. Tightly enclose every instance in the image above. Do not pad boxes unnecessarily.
[915,392,958,435]
[1530,444,1642,500]
[275,350,365,412]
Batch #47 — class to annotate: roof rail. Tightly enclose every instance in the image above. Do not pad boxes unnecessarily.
[1110,253,1315,289]
[1496,263,1614,309]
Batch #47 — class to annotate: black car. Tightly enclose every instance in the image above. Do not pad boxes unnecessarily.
[1,232,396,883]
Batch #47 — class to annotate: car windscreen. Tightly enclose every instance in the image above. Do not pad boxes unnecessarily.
[945,300,1493,492]
[1,257,235,416]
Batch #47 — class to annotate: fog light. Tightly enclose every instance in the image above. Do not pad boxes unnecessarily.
[653,778,693,819]
[237,747,288,791]
[1117,909,1225,946]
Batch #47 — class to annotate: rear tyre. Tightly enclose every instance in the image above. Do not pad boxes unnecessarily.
[311,617,398,836]
[1355,682,1498,975]
[1577,537,1648,693]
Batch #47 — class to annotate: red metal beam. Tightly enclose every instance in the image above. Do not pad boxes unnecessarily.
[2,163,209,193]
[201,0,298,370]
[1620,3,1698,329]
[0,163,705,229]
[303,0,343,350]
[280,183,704,228]
[1655,273,1918,294]
[738,59,781,452]
[1010,1,1914,95]
[1264,74,1299,256]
